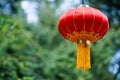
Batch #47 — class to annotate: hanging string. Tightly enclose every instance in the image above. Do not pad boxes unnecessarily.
[82,0,84,5]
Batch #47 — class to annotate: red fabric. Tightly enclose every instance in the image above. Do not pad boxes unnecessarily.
[84,7,95,32]
[74,7,84,32]
[65,9,75,33]
[58,6,109,42]
[58,11,69,37]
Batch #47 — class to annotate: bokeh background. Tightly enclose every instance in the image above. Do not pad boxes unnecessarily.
[0,0,120,80]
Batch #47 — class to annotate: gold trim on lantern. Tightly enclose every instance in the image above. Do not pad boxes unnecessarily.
[66,31,101,42]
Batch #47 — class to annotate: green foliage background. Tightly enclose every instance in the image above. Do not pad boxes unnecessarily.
[0,0,120,80]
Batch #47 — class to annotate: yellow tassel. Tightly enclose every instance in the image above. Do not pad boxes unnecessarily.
[77,40,91,70]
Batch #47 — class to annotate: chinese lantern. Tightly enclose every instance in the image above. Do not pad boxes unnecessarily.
[58,5,109,70]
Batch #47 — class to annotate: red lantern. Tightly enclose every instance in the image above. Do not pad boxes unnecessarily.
[58,5,109,70]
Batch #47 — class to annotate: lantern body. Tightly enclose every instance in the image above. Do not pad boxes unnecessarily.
[58,6,109,42]
[58,6,109,70]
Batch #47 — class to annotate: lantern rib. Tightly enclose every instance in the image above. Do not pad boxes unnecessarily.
[90,8,95,31]
[73,8,77,31]
[97,13,104,32]
[83,7,86,31]
[64,12,71,33]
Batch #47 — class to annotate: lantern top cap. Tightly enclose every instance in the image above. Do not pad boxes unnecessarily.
[80,5,89,7]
